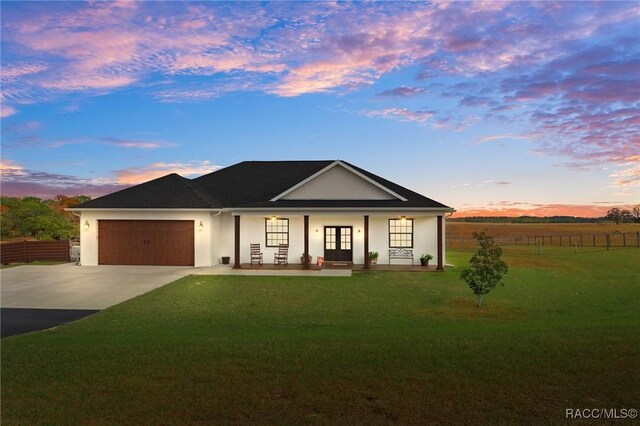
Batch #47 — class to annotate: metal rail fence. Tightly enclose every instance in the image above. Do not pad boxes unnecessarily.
[447,232,640,250]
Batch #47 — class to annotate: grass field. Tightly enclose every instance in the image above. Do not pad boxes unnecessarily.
[447,222,640,249]
[2,247,639,424]
[447,221,640,238]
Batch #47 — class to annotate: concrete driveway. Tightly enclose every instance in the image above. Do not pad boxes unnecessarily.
[1,263,193,310]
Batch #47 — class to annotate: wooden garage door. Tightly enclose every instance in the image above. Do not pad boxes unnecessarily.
[98,220,194,266]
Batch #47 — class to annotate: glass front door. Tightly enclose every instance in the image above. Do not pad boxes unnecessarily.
[324,226,353,262]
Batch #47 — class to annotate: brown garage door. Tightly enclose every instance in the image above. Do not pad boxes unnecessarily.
[98,220,194,266]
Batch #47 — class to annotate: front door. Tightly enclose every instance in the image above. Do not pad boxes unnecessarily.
[324,226,353,262]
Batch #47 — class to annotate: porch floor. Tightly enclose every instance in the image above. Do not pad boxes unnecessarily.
[239,263,443,272]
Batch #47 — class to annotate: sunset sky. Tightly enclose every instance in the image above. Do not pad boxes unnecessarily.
[1,1,638,217]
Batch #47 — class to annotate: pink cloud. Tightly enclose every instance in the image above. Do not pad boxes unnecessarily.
[0,63,47,83]
[1,105,17,118]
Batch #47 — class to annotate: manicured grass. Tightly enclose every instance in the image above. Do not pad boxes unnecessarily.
[2,248,639,424]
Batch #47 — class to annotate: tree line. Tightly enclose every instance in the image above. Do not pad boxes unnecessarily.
[1,195,90,241]
[451,206,640,224]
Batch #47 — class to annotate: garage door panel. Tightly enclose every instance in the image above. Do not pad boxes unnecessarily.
[98,220,194,266]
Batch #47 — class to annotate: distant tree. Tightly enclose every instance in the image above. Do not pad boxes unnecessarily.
[460,232,509,307]
[0,195,87,240]
[632,205,640,223]
[605,208,633,224]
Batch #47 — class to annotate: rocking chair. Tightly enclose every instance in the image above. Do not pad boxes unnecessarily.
[274,244,288,265]
[250,243,263,265]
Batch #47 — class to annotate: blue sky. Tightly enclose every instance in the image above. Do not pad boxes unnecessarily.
[1,1,638,216]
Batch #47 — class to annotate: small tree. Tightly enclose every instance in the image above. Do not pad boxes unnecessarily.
[460,232,508,307]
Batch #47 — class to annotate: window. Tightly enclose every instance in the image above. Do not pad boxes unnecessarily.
[265,218,289,247]
[389,218,413,248]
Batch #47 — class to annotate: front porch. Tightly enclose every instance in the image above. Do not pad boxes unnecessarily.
[230,212,447,271]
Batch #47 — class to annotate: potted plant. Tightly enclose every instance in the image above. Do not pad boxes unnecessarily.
[420,254,433,267]
[301,253,313,264]
[221,256,230,265]
[368,251,379,265]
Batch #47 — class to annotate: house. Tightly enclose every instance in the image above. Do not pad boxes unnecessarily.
[71,160,454,269]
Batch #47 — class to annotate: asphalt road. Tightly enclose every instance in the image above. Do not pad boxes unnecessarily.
[1,308,99,338]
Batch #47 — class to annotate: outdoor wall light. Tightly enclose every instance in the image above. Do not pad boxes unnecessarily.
[198,221,204,232]
[315,228,319,233]
[83,220,90,231]
[400,216,407,223]
[271,216,277,221]
[357,229,362,233]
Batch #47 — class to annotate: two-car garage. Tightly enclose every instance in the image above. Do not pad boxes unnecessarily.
[98,220,194,266]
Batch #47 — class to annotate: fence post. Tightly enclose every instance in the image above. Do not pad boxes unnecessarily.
[461,238,464,249]
[22,240,27,263]
[560,235,562,246]
[580,234,583,246]
[623,233,626,247]
[538,240,541,255]
[593,234,596,247]
[606,234,610,250]
[637,231,639,248]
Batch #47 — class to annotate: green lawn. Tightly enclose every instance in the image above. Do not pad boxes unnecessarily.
[2,248,639,424]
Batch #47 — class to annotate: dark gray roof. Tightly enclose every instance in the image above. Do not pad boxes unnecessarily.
[74,160,451,210]
[75,173,221,209]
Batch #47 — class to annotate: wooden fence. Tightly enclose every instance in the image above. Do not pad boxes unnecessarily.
[0,240,70,264]
[447,232,640,249]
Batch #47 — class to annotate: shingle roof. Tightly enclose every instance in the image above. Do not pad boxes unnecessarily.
[193,160,334,206]
[74,173,221,209]
[74,160,451,210]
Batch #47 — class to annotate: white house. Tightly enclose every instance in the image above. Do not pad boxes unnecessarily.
[71,160,454,269]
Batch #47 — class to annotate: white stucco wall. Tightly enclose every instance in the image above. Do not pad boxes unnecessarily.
[79,210,215,267]
[79,210,446,267]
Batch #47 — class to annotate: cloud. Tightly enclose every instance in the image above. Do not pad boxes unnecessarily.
[0,63,48,84]
[48,136,177,149]
[475,134,534,144]
[364,108,435,123]
[2,0,639,114]
[609,156,640,188]
[0,159,128,198]
[1,120,43,147]
[376,86,426,97]
[1,159,223,198]
[113,161,220,185]
[483,180,512,185]
[100,137,177,149]
[1,105,17,118]
[1,1,638,196]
